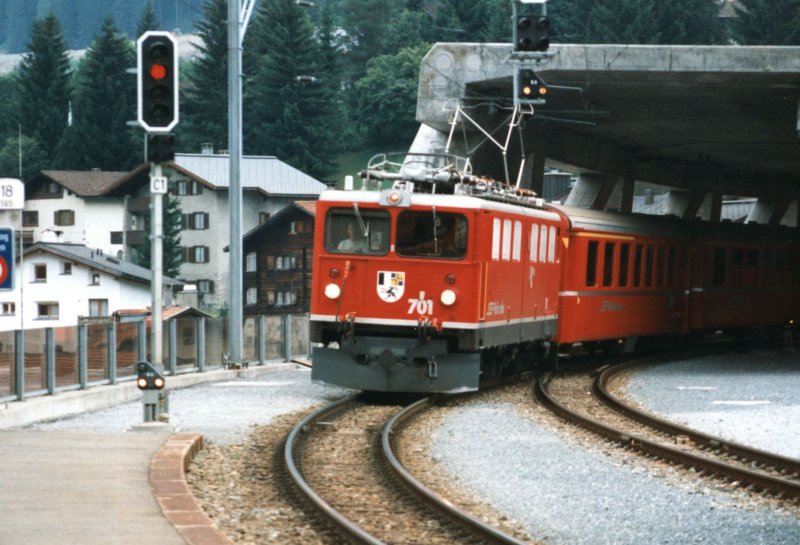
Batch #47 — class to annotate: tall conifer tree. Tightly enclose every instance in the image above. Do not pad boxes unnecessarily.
[137,0,159,36]
[732,0,800,44]
[17,13,72,164]
[179,0,228,154]
[55,17,138,170]
[246,0,337,179]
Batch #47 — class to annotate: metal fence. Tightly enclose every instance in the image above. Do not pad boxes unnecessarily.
[0,314,310,404]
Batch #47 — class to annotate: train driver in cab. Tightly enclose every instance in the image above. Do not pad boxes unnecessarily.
[338,222,367,252]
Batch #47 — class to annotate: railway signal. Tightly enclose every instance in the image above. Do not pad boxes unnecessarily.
[515,14,549,52]
[136,361,165,390]
[517,69,548,104]
[137,31,179,133]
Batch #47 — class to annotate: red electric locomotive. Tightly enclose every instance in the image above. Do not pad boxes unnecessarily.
[309,154,800,393]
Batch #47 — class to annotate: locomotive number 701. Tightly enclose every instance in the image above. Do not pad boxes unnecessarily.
[408,297,434,315]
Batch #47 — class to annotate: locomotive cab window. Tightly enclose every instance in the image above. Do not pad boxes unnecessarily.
[396,211,467,259]
[325,208,390,255]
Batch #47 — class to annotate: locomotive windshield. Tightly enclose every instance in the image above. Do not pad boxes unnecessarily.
[325,208,391,255]
[396,211,467,259]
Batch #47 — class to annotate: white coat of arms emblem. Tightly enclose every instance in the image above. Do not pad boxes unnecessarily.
[377,271,405,302]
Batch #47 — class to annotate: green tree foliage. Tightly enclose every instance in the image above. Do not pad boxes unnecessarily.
[732,0,800,44]
[0,134,47,179]
[0,73,20,144]
[137,0,159,36]
[245,0,338,180]
[17,13,72,164]
[353,43,431,149]
[656,1,728,44]
[55,17,139,170]
[179,0,228,154]
[134,188,183,278]
[586,0,661,44]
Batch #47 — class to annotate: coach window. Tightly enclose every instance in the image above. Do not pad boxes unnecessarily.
[530,224,539,262]
[644,245,654,287]
[602,242,615,287]
[539,224,548,262]
[763,249,774,286]
[325,208,390,255]
[586,240,599,287]
[667,247,676,287]
[656,246,666,287]
[712,247,726,287]
[633,245,643,287]
[396,211,467,259]
[618,243,630,287]
[512,221,522,261]
[730,248,744,287]
[744,249,759,287]
[548,226,557,262]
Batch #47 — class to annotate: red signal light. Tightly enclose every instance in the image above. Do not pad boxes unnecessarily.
[149,63,167,81]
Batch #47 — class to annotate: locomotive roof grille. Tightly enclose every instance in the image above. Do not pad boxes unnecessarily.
[355,152,546,210]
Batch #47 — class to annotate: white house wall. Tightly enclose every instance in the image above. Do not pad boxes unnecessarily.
[0,251,152,332]
[25,192,126,256]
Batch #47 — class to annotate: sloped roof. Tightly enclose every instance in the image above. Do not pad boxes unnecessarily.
[171,153,327,197]
[21,243,183,287]
[33,170,130,196]
[241,200,317,245]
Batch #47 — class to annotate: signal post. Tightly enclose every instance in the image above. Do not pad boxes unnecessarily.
[136,31,178,422]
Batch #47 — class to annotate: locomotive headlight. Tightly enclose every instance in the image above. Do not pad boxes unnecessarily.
[324,283,341,300]
[440,289,457,306]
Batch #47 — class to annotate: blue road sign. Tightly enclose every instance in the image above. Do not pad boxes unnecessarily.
[0,227,14,290]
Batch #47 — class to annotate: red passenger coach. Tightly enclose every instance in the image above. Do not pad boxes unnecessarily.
[689,221,800,333]
[309,168,562,393]
[553,207,692,348]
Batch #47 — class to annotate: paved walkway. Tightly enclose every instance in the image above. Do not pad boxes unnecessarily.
[0,428,187,545]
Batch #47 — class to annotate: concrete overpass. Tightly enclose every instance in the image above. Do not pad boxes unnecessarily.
[412,43,800,225]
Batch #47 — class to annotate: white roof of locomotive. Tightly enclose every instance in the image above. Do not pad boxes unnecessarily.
[319,189,562,222]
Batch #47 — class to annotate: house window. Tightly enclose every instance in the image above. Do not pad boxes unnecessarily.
[54,209,75,226]
[197,279,215,293]
[259,212,270,224]
[34,264,47,282]
[246,287,257,305]
[290,221,297,234]
[1,302,15,316]
[46,182,59,194]
[175,180,202,196]
[274,255,299,270]
[89,272,100,285]
[110,231,123,244]
[186,246,209,263]
[37,302,59,319]
[246,252,257,272]
[62,262,72,275]
[23,211,38,227]
[183,212,209,230]
[275,290,298,307]
[88,299,108,317]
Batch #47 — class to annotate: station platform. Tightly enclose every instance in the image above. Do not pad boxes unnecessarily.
[0,361,323,545]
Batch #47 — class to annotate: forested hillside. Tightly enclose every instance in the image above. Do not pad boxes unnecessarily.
[0,0,204,53]
[0,0,797,186]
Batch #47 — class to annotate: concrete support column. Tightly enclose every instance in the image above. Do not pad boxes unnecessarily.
[564,173,618,210]
[746,199,775,224]
[666,190,707,220]
[620,176,635,214]
[709,193,722,223]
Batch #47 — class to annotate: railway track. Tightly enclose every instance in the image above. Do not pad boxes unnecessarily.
[283,392,532,545]
[537,357,800,501]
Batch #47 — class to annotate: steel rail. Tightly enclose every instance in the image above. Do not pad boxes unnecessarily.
[283,393,387,545]
[536,370,800,499]
[382,397,532,545]
[596,360,800,476]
